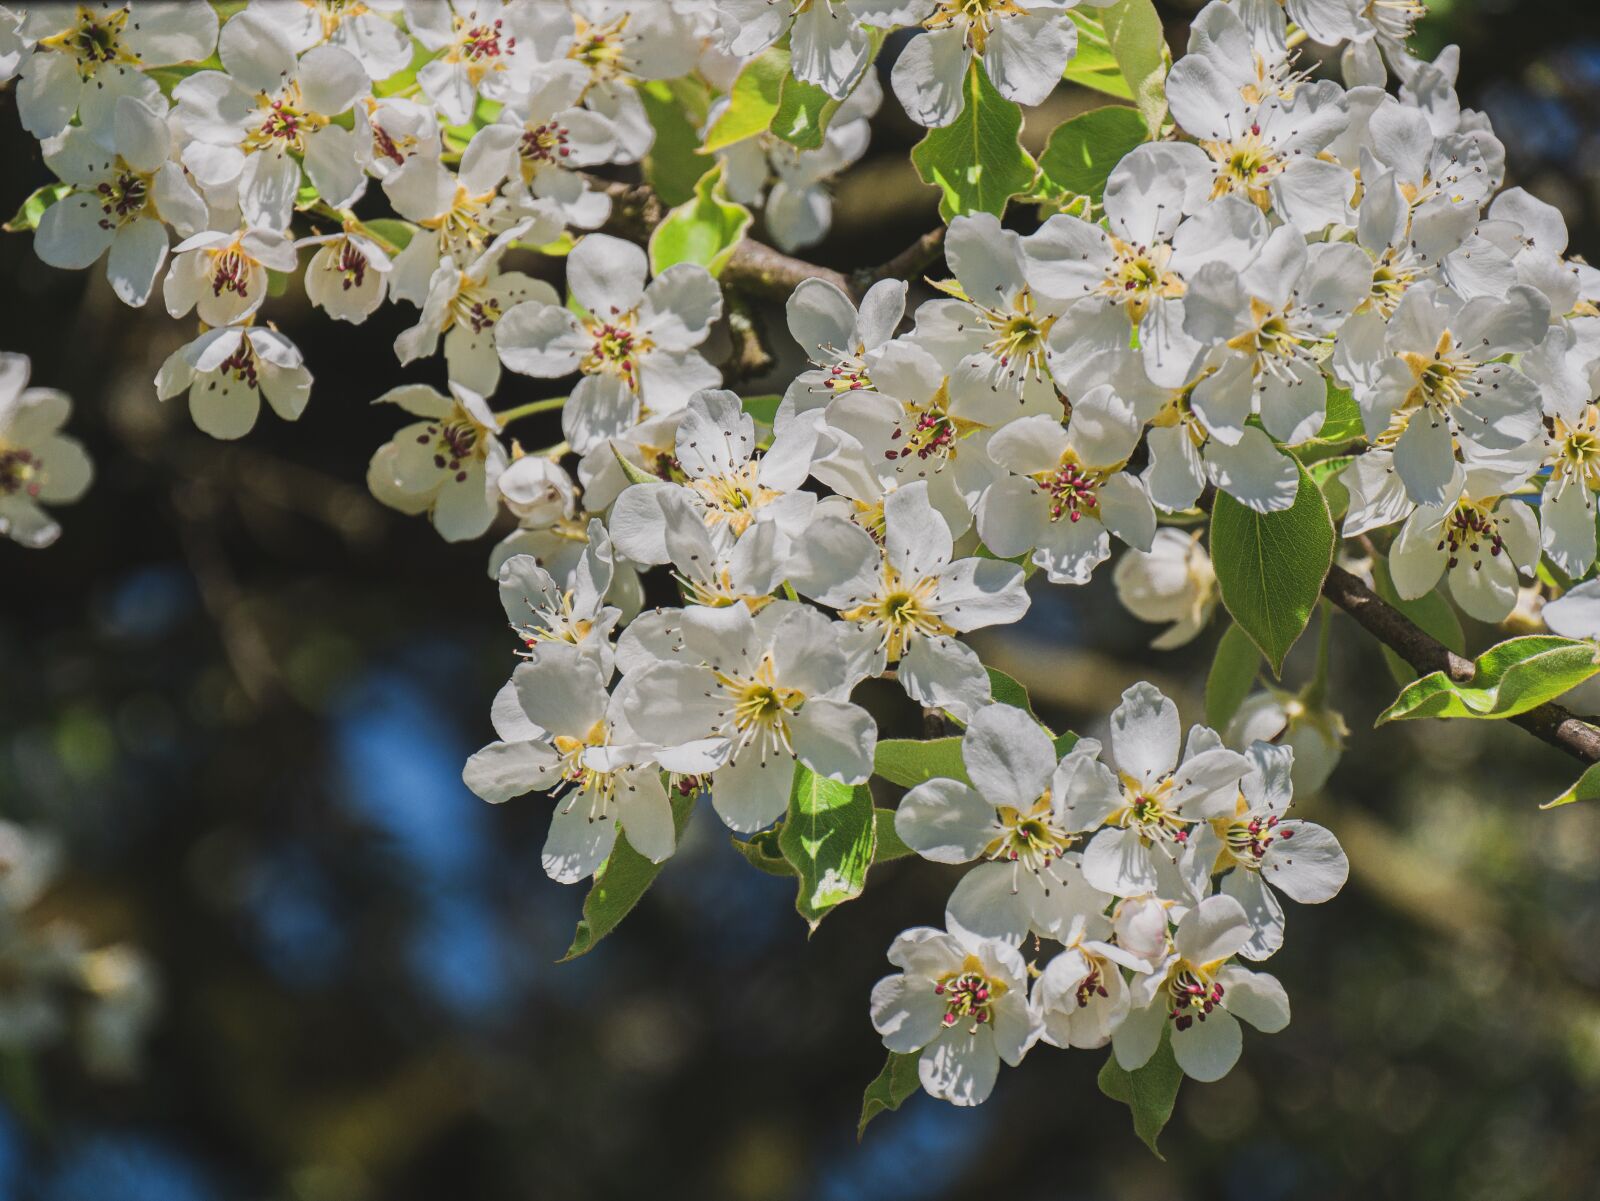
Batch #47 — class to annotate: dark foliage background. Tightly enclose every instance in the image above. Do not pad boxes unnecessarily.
[3,2,1600,1198]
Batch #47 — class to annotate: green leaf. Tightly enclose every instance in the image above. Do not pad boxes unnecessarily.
[703,47,788,152]
[611,442,661,486]
[730,826,796,876]
[372,37,426,99]
[741,393,782,426]
[986,666,1036,716]
[911,62,1037,222]
[1373,560,1466,685]
[560,789,696,961]
[1313,379,1364,444]
[1100,0,1171,137]
[4,183,72,234]
[640,78,715,206]
[1097,1026,1182,1159]
[777,766,876,930]
[872,808,915,863]
[1052,730,1080,757]
[1035,105,1148,205]
[649,165,753,277]
[1065,10,1135,99]
[1210,461,1336,675]
[1306,454,1353,523]
[858,1051,922,1139]
[1205,621,1263,730]
[1376,636,1600,724]
[772,72,842,151]
[360,217,416,253]
[1544,761,1600,809]
[872,737,970,789]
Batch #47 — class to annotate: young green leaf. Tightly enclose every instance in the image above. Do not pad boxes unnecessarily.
[741,393,782,426]
[4,183,73,234]
[1376,636,1600,724]
[1205,621,1262,730]
[1100,0,1172,136]
[1312,379,1364,444]
[872,738,970,789]
[1210,461,1336,675]
[1544,761,1600,809]
[911,62,1037,222]
[986,666,1036,716]
[1097,1026,1182,1159]
[560,789,696,961]
[1305,454,1353,522]
[1035,105,1148,204]
[872,809,915,863]
[639,78,715,206]
[730,826,797,876]
[360,218,417,253]
[772,73,842,151]
[777,766,877,930]
[702,46,788,152]
[611,443,661,487]
[1064,9,1135,99]
[858,1051,922,1139]
[648,166,753,277]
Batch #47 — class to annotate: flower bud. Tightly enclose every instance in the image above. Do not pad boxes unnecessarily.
[1226,688,1348,793]
[1112,529,1216,650]
[497,455,577,527]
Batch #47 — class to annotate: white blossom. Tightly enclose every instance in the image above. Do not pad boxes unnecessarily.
[0,353,93,549]
[366,381,509,542]
[496,233,723,453]
[869,921,1039,1105]
[155,325,312,440]
[1113,529,1217,650]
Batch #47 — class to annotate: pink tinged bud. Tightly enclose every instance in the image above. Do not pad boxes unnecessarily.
[934,984,944,994]
[942,1013,957,1025]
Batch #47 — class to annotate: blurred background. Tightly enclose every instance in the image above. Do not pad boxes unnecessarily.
[5,1,1600,1198]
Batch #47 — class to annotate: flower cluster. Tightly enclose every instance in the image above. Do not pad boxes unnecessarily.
[875,687,1345,1101]
[0,820,159,1077]
[6,0,1597,1121]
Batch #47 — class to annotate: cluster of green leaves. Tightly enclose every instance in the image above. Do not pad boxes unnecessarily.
[910,0,1167,222]
[639,32,884,273]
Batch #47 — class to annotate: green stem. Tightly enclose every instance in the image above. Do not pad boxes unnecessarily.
[1302,600,1334,708]
[496,396,568,424]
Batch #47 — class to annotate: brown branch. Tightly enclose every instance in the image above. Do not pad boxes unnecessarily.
[594,178,931,301]
[857,226,947,293]
[1322,565,1600,764]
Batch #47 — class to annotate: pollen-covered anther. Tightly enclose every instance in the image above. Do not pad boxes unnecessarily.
[335,240,369,291]
[1225,812,1293,865]
[886,411,956,462]
[95,171,148,228]
[0,445,43,499]
[933,962,1005,1030]
[1435,501,1505,570]
[520,121,571,165]
[209,249,252,299]
[417,420,481,482]
[1039,462,1099,523]
[1168,967,1226,1031]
